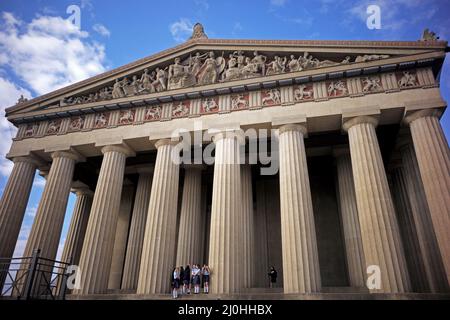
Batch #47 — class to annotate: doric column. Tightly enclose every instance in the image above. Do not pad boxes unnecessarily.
[60,184,93,266]
[176,165,204,266]
[208,130,244,294]
[108,183,135,290]
[343,115,410,293]
[241,164,254,289]
[137,139,180,294]
[277,123,321,293]
[0,157,39,259]
[399,140,448,292]
[389,164,428,292]
[254,182,268,287]
[76,144,135,295]
[121,169,153,290]
[333,148,366,288]
[404,109,450,286]
[23,150,83,260]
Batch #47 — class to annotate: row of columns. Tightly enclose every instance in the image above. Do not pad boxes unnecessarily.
[0,108,449,294]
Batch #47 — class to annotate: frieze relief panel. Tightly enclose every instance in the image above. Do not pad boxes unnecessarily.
[15,67,436,140]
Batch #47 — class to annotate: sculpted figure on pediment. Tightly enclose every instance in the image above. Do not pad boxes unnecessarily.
[251,51,267,76]
[288,55,302,72]
[168,57,196,89]
[266,56,287,76]
[355,54,389,63]
[112,79,125,99]
[139,68,156,93]
[152,67,168,92]
[197,51,225,85]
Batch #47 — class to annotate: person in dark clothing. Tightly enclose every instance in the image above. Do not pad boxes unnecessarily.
[268,266,277,288]
[179,266,184,295]
[183,264,191,294]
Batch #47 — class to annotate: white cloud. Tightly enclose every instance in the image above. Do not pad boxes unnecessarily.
[12,224,31,257]
[347,0,436,33]
[32,175,46,188]
[25,205,38,218]
[0,12,106,95]
[270,0,287,6]
[0,77,31,177]
[169,18,194,43]
[194,0,209,10]
[232,22,243,35]
[93,23,111,37]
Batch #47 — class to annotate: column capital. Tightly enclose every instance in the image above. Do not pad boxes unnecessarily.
[211,129,245,144]
[51,149,85,162]
[71,181,93,197]
[278,123,307,135]
[101,143,135,157]
[154,138,179,149]
[342,115,379,132]
[403,108,442,126]
[11,155,43,167]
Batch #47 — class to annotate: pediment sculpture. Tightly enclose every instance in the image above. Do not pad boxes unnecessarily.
[60,50,391,108]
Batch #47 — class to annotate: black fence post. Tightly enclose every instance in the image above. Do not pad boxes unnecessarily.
[23,249,40,300]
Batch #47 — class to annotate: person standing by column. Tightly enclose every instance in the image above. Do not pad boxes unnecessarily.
[268,266,277,288]
[183,264,191,294]
[202,264,210,294]
[172,267,180,299]
[192,264,201,294]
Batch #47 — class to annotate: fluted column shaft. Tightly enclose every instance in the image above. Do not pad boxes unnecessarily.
[278,124,321,293]
[390,166,428,292]
[208,131,243,294]
[405,109,450,286]
[400,141,448,292]
[23,151,79,260]
[77,145,133,294]
[121,171,153,290]
[241,165,254,289]
[137,139,180,294]
[176,167,203,266]
[60,188,93,266]
[254,182,269,287]
[108,184,135,289]
[0,157,37,259]
[344,116,410,293]
[334,152,366,287]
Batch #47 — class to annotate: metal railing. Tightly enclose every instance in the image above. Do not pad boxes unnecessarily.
[0,249,71,300]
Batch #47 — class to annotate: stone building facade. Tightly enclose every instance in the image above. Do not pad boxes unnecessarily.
[0,25,449,297]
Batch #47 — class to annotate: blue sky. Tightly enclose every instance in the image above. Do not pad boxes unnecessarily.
[0,0,449,260]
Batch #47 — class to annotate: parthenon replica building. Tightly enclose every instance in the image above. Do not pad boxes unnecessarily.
[1,24,449,298]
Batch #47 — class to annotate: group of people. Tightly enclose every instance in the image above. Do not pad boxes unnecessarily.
[171,264,210,299]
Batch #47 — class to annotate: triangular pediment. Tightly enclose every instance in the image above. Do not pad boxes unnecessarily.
[6,37,447,122]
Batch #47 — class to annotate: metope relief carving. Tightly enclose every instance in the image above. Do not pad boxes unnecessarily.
[24,123,36,137]
[200,97,219,114]
[231,93,249,110]
[397,71,418,88]
[361,76,382,93]
[68,116,85,132]
[262,89,281,106]
[60,50,391,107]
[46,120,62,135]
[327,80,348,97]
[119,109,136,125]
[94,112,110,128]
[172,101,190,118]
[144,106,162,121]
[294,84,314,101]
